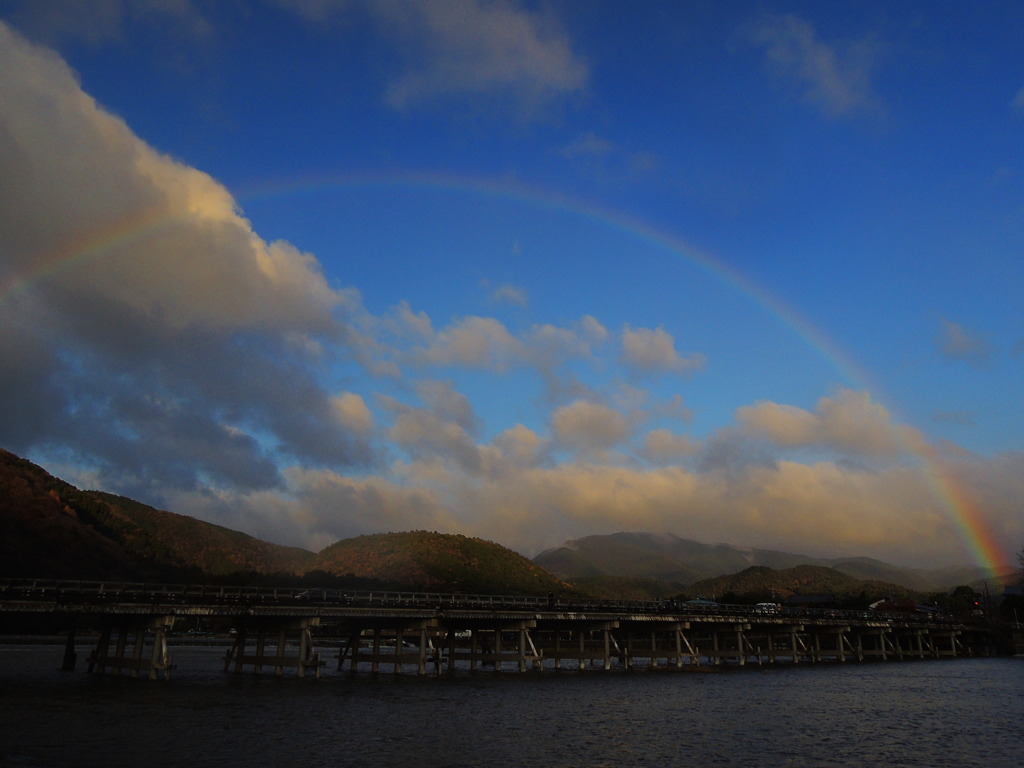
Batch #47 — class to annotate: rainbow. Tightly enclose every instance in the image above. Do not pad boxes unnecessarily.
[917,443,1011,577]
[237,170,1017,575]
[238,169,872,385]
[0,205,176,307]
[5,169,1013,574]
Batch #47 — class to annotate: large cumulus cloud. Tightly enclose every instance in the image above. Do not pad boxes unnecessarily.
[175,384,1022,569]
[0,21,372,496]
[197,439,1022,569]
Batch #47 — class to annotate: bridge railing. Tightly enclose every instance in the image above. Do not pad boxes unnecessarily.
[0,578,974,626]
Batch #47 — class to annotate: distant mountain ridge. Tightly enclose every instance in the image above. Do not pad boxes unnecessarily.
[2,448,1017,598]
[533,532,1014,593]
[687,564,918,604]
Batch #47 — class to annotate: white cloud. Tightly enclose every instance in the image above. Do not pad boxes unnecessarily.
[551,400,630,456]
[259,466,459,549]
[491,424,547,468]
[372,0,588,112]
[383,393,482,471]
[489,282,528,307]
[387,300,434,340]
[414,316,524,370]
[641,429,701,464]
[749,14,881,118]
[216,446,1020,568]
[415,379,478,431]
[1013,85,1024,112]
[559,131,613,159]
[736,389,927,458]
[2,19,1018,573]
[263,1,587,112]
[2,0,210,46]
[328,451,1018,567]
[407,314,607,379]
[331,392,374,434]
[621,326,706,375]
[931,410,975,427]
[268,0,348,25]
[0,21,371,493]
[736,401,819,447]
[938,319,991,369]
[526,317,605,366]
[0,23,340,334]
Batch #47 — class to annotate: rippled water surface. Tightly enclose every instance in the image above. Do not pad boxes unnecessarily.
[0,645,1020,767]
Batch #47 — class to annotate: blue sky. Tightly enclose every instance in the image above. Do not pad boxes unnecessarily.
[0,1,1021,569]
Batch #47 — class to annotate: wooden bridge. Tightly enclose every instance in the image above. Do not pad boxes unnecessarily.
[0,579,999,680]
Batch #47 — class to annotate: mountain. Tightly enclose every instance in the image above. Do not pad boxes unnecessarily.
[0,448,313,581]
[687,564,917,604]
[0,448,571,594]
[86,491,315,577]
[306,531,572,594]
[534,531,1015,594]
[531,532,708,584]
[3,448,1016,598]
[1,449,165,580]
[533,532,827,585]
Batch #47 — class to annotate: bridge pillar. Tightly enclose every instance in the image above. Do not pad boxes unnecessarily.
[847,630,864,663]
[891,630,904,660]
[223,618,322,677]
[61,625,78,671]
[856,628,889,660]
[523,620,619,672]
[931,630,962,657]
[702,625,750,666]
[337,621,438,675]
[807,627,850,662]
[87,615,175,680]
[613,625,688,669]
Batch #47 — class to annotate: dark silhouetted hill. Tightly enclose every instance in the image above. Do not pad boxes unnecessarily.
[4,449,1016,598]
[0,449,572,593]
[306,531,573,594]
[0,448,313,581]
[686,564,916,604]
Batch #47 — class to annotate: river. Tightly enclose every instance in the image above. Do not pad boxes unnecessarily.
[0,644,1020,767]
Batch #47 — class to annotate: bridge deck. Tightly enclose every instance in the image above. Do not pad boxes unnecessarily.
[0,579,999,679]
